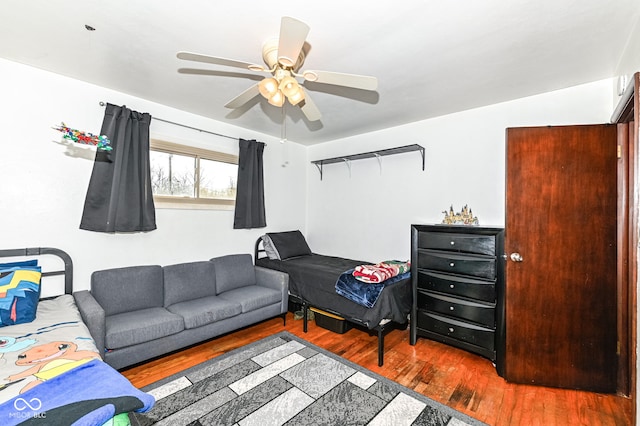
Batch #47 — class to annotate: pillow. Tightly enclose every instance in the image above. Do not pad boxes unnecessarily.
[262,234,280,260]
[0,265,42,327]
[0,259,38,269]
[265,230,313,260]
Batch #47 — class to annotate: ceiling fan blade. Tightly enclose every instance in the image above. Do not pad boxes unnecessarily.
[304,70,378,91]
[299,92,321,121]
[224,84,261,109]
[177,51,265,72]
[277,17,310,68]
[177,68,262,81]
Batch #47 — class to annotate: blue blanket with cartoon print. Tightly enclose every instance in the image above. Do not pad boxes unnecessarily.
[0,359,154,425]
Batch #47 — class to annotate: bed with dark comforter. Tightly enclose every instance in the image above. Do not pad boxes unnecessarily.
[254,231,412,366]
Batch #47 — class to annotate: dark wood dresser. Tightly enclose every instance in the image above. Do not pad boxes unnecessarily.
[410,224,505,374]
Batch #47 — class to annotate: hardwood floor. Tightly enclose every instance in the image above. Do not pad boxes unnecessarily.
[121,313,633,425]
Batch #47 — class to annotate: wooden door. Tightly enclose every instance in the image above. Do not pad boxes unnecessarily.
[505,124,618,392]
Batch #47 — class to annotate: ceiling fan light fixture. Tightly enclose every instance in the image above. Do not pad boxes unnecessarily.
[258,77,279,98]
[279,76,300,97]
[287,87,305,105]
[268,90,285,107]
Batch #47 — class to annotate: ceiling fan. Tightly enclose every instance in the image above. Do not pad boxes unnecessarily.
[176,16,378,122]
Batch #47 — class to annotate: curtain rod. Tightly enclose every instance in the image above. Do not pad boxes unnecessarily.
[98,101,238,141]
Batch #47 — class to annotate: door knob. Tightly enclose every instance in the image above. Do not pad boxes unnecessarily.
[510,252,523,262]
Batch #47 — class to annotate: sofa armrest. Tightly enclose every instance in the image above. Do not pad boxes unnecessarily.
[73,290,106,358]
[255,266,289,314]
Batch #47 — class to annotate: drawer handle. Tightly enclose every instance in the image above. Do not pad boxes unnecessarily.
[449,262,455,267]
[449,284,455,289]
[449,306,455,311]
[450,241,455,246]
[448,327,455,333]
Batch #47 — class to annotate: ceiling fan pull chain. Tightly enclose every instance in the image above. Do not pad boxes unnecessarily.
[281,104,287,143]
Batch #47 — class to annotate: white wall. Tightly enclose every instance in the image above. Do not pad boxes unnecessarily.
[615,12,640,96]
[306,79,615,262]
[0,58,307,292]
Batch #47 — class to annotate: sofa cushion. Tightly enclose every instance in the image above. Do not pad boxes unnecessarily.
[163,261,216,307]
[105,307,184,349]
[92,265,163,316]
[211,254,256,294]
[218,286,282,313]
[166,295,241,329]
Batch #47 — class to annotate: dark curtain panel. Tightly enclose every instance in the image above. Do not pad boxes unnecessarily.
[233,138,266,229]
[80,103,156,233]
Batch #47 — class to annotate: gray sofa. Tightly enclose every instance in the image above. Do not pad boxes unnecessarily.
[73,254,288,370]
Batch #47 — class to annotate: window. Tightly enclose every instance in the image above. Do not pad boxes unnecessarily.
[149,139,238,209]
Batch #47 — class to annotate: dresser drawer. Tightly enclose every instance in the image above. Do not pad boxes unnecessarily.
[417,231,496,256]
[416,311,495,352]
[417,291,495,328]
[417,270,495,302]
[418,250,496,279]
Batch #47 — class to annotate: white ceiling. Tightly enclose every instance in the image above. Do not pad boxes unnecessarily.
[2,0,639,145]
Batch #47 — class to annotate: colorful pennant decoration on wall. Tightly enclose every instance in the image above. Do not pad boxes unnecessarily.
[53,122,112,151]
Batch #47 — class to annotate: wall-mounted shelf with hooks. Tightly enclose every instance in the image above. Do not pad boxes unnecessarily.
[311,144,425,180]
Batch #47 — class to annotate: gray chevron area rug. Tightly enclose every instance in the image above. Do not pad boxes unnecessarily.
[129,331,485,426]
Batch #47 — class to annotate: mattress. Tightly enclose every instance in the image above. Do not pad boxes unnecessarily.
[0,294,101,401]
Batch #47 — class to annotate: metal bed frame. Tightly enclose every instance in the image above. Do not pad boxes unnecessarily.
[254,238,407,366]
